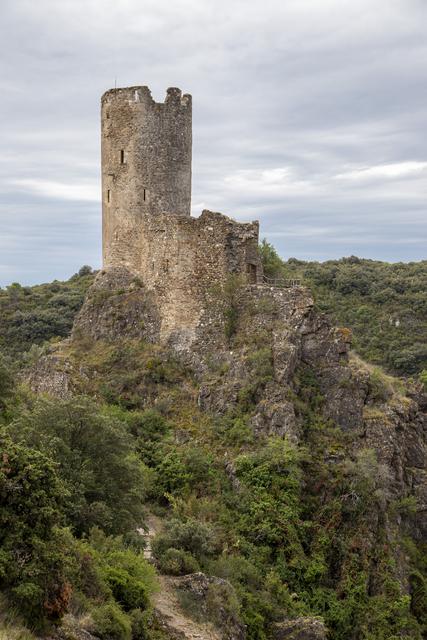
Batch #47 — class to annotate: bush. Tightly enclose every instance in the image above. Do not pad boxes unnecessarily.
[157,548,200,576]
[367,368,393,402]
[152,518,218,563]
[0,354,13,411]
[103,566,149,611]
[151,447,216,500]
[129,608,149,640]
[259,240,284,279]
[8,396,146,536]
[0,434,70,628]
[91,602,131,640]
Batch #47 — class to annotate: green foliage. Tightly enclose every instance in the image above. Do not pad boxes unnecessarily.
[0,269,94,362]
[69,530,156,639]
[410,570,427,632]
[0,355,13,413]
[103,567,149,612]
[259,245,427,375]
[156,548,200,576]
[152,518,219,564]
[258,240,283,279]
[7,396,146,536]
[0,433,70,629]
[149,446,217,502]
[233,438,304,551]
[91,602,132,640]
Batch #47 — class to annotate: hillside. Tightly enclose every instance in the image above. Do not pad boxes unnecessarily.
[1,255,426,640]
[260,243,427,377]
[1,255,426,383]
[0,266,95,364]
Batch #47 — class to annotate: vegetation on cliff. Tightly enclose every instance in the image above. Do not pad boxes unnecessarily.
[260,241,427,378]
[1,333,427,639]
[1,254,426,380]
[0,266,94,364]
[0,256,426,639]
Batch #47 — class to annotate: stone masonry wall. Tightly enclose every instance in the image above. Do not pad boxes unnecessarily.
[102,86,192,266]
[101,85,263,349]
[104,208,262,348]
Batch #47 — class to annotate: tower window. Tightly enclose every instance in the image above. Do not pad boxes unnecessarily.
[107,189,111,203]
[120,149,126,164]
[143,188,147,202]
[246,263,257,284]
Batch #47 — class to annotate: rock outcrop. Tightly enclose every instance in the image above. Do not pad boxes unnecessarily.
[26,271,427,639]
[272,618,327,640]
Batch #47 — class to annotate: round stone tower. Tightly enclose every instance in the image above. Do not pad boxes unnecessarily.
[101,86,192,267]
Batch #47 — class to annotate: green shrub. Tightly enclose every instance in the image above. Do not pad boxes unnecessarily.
[410,570,427,631]
[152,518,218,563]
[368,368,393,402]
[8,396,146,536]
[0,434,70,628]
[151,447,216,500]
[103,566,149,611]
[91,602,132,640]
[259,240,284,279]
[129,608,149,640]
[157,548,200,576]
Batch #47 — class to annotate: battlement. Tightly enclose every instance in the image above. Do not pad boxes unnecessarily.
[101,86,191,109]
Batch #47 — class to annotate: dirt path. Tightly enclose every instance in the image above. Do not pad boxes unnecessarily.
[142,515,222,640]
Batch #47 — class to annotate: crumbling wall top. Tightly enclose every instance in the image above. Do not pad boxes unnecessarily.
[101,86,191,108]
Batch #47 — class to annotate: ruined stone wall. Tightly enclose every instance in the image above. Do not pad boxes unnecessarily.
[101,86,192,266]
[104,208,262,348]
[100,84,263,348]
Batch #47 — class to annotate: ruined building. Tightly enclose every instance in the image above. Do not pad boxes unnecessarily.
[100,85,263,347]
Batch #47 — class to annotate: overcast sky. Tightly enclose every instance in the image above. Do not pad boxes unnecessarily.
[0,0,426,286]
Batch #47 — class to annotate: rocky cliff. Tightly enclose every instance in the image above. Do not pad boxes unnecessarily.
[26,266,427,639]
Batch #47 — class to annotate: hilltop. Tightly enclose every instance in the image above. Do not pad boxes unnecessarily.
[0,249,426,640]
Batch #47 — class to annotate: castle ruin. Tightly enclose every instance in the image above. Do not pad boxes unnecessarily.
[100,86,263,347]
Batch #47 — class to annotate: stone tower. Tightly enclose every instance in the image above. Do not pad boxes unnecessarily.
[101,86,192,267]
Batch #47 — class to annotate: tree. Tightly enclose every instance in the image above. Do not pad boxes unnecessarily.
[8,397,146,536]
[0,433,70,628]
[0,354,13,414]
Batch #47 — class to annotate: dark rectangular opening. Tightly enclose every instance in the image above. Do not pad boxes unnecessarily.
[120,149,125,164]
[143,188,147,202]
[107,189,111,203]
[246,263,257,284]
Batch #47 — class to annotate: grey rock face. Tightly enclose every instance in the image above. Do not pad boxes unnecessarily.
[72,266,161,344]
[272,618,327,640]
[173,572,246,640]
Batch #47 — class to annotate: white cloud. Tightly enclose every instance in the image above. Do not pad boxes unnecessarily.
[10,179,100,203]
[336,161,427,181]
[224,167,320,196]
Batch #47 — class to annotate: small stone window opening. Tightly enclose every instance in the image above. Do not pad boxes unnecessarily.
[106,111,110,119]
[164,259,169,273]
[246,263,257,284]
[107,189,111,203]
[143,188,147,202]
[120,149,126,164]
